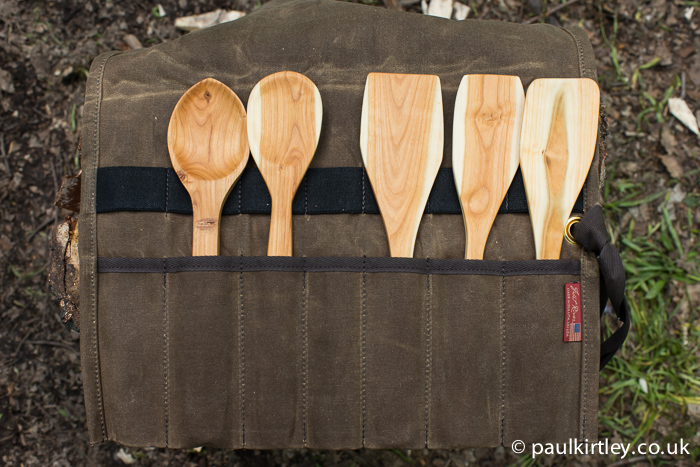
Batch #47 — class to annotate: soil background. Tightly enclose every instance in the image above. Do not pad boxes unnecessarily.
[1,0,699,466]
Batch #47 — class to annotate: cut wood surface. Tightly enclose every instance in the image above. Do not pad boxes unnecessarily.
[167,78,249,256]
[519,78,600,259]
[453,74,524,259]
[247,71,322,257]
[360,72,444,258]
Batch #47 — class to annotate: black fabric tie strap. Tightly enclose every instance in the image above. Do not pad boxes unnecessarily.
[571,205,630,370]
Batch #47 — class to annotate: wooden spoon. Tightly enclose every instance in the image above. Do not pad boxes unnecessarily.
[519,78,600,259]
[167,78,249,256]
[247,71,322,257]
[453,74,524,259]
[360,72,444,258]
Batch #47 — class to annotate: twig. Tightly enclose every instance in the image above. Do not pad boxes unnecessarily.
[517,2,524,23]
[610,91,641,96]
[0,133,10,173]
[680,72,686,100]
[50,157,59,194]
[27,216,55,242]
[382,0,404,11]
[27,340,79,353]
[12,327,35,358]
[608,455,654,467]
[523,0,582,24]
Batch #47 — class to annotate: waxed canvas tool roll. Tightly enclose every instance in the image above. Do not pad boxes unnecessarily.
[79,0,605,449]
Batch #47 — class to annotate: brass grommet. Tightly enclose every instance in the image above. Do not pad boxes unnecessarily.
[564,216,582,245]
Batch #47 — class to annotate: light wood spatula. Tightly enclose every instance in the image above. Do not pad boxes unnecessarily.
[247,71,322,257]
[360,72,444,258]
[167,78,249,256]
[453,74,524,259]
[519,78,600,259]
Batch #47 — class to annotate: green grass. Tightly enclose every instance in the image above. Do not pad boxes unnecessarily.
[597,4,682,130]
[599,173,700,462]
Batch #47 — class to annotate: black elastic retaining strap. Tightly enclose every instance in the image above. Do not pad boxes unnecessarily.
[96,165,584,216]
[97,256,580,276]
[571,205,630,370]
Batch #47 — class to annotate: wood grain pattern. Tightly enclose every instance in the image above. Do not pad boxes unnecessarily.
[360,72,444,258]
[519,78,600,259]
[167,78,249,256]
[453,74,524,259]
[247,71,322,257]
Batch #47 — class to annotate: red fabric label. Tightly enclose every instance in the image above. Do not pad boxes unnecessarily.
[564,283,582,342]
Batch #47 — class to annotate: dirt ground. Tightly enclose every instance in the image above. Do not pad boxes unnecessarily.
[1,0,698,466]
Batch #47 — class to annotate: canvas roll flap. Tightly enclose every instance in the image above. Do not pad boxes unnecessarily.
[78,0,602,448]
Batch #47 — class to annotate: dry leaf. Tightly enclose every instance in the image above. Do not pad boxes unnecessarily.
[659,155,684,178]
[668,97,699,135]
[685,7,694,21]
[122,34,142,50]
[0,69,14,94]
[423,0,453,18]
[661,129,678,155]
[116,448,136,465]
[689,403,700,421]
[453,2,470,20]
[175,9,245,31]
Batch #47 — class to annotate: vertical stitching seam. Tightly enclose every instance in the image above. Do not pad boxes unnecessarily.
[165,168,169,216]
[162,258,169,447]
[361,168,366,214]
[239,254,246,447]
[301,264,308,446]
[361,255,367,448]
[563,28,587,79]
[581,255,588,439]
[500,264,506,445]
[237,174,242,214]
[424,258,432,448]
[90,59,103,439]
[304,175,308,216]
[565,26,592,440]
[90,52,116,442]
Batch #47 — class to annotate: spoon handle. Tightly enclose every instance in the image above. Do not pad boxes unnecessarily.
[268,196,293,257]
[192,212,220,256]
[190,183,226,256]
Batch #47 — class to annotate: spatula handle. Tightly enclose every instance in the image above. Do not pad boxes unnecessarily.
[268,198,293,257]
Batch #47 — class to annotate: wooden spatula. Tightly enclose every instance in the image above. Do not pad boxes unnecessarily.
[519,78,600,259]
[247,71,322,257]
[167,78,249,256]
[453,74,524,259]
[360,72,444,258]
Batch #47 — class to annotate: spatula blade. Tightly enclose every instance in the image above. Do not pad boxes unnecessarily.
[453,74,524,259]
[519,78,600,259]
[360,72,444,258]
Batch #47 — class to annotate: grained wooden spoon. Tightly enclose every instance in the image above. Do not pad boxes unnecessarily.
[247,71,322,257]
[453,74,524,259]
[167,78,249,256]
[360,72,444,258]
[519,78,600,259]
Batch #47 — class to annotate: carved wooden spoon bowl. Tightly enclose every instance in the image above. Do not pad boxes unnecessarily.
[167,78,249,256]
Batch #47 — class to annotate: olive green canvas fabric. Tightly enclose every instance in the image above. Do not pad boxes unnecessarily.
[79,0,602,449]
